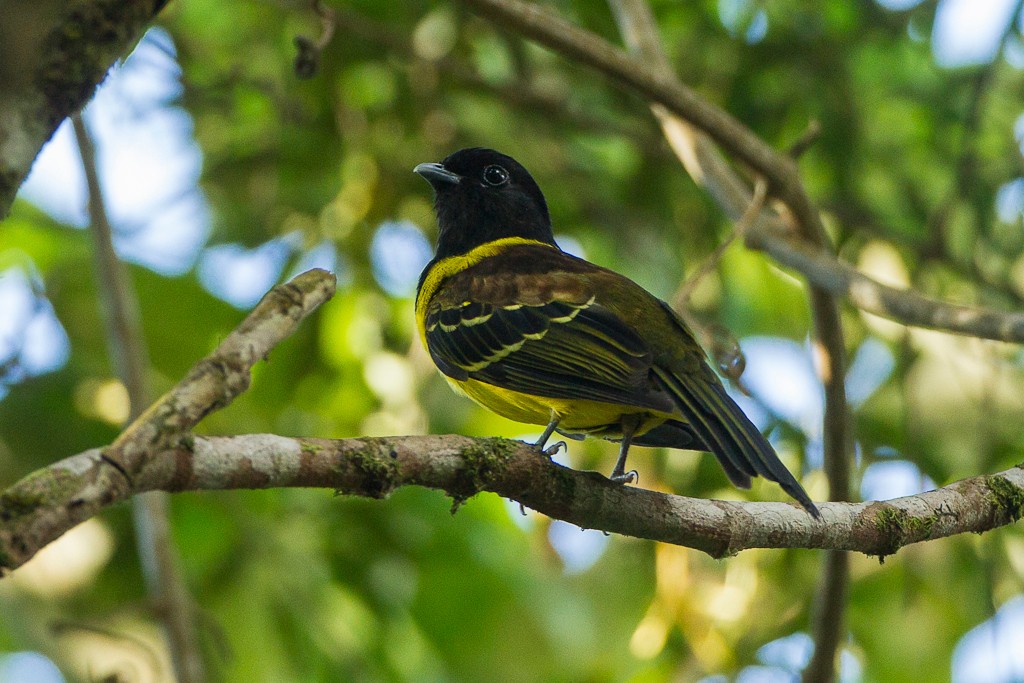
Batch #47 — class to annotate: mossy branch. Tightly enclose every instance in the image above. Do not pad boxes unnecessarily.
[3,432,1024,572]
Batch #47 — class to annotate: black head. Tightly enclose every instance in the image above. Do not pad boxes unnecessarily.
[414,148,555,259]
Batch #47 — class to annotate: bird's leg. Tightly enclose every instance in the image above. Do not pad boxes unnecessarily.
[610,414,641,484]
[535,413,565,456]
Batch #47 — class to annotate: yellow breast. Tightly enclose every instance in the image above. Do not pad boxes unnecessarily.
[450,376,670,439]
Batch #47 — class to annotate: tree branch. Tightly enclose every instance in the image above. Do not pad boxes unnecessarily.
[749,231,1024,342]
[674,177,767,309]
[3,432,1023,572]
[1,0,167,218]
[106,268,336,479]
[0,268,336,573]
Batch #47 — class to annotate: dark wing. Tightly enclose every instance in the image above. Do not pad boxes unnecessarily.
[424,273,675,414]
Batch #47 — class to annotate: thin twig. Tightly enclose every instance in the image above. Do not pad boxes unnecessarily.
[72,116,149,401]
[803,313,850,683]
[788,119,823,160]
[674,177,768,309]
[293,0,337,78]
[72,114,207,683]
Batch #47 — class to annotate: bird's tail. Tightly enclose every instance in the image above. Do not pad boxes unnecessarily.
[651,368,819,517]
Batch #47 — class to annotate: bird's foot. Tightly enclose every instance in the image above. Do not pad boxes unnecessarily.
[533,416,561,454]
[609,469,638,485]
[542,441,567,457]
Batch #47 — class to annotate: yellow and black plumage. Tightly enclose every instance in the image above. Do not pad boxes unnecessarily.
[414,147,818,516]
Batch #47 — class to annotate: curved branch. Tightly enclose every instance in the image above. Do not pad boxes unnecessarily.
[0,268,336,573]
[458,0,793,197]
[105,267,337,478]
[3,432,1023,572]
[457,0,1024,345]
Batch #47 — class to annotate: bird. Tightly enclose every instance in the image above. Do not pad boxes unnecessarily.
[413,147,818,516]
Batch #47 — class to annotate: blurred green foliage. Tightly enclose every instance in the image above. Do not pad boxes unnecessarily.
[3,0,1024,681]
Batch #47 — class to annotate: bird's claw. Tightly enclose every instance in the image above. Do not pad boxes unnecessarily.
[609,469,638,485]
[542,441,567,457]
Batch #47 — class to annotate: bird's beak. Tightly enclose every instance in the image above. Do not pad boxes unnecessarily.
[414,162,461,187]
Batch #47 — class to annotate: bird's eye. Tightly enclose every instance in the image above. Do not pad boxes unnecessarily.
[482,165,509,186]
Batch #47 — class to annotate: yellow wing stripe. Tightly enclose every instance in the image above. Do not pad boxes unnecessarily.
[415,237,553,345]
[429,299,592,373]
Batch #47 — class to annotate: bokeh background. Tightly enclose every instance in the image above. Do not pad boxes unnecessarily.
[3,0,1024,680]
